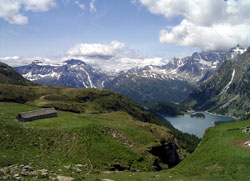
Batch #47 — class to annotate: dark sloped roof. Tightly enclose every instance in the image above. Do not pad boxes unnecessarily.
[19,108,57,119]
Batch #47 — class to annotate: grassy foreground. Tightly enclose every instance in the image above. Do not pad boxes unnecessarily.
[81,120,250,180]
[0,102,185,180]
[85,119,250,181]
[1,102,249,180]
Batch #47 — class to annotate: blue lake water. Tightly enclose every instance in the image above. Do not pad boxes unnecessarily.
[164,112,235,138]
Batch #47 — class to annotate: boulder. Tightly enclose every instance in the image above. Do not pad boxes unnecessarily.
[23,165,33,171]
[57,175,74,181]
[244,141,250,146]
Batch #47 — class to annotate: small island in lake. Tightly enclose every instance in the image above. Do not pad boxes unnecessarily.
[191,113,205,119]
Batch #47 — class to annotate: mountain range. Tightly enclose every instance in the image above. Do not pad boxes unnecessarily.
[0,45,250,179]
[14,45,246,104]
[14,59,109,89]
[184,47,250,120]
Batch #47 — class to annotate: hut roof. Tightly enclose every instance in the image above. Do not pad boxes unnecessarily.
[19,108,57,119]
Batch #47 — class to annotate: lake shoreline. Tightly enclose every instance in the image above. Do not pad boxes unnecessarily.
[203,111,238,120]
[164,111,235,138]
[167,111,237,121]
[186,110,237,120]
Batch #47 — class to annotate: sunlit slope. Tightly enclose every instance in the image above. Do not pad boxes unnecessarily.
[0,102,181,176]
[83,119,250,180]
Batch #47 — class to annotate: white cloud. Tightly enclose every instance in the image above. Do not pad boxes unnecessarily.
[66,41,129,59]
[0,41,167,73]
[1,42,167,72]
[89,0,96,13]
[136,0,250,51]
[74,0,85,10]
[63,0,95,12]
[65,41,167,72]
[0,0,56,25]
[0,56,57,67]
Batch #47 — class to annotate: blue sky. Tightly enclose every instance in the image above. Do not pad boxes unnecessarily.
[0,0,249,72]
[0,0,192,58]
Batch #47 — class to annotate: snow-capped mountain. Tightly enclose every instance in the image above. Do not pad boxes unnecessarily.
[104,45,246,104]
[118,45,246,84]
[14,59,110,89]
[13,45,247,104]
[184,47,250,120]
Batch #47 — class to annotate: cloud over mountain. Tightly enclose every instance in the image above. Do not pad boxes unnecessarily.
[0,56,57,67]
[0,41,167,73]
[66,41,167,72]
[66,41,130,59]
[136,0,250,51]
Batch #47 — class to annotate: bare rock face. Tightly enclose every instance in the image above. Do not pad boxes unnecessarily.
[184,47,250,120]
[150,140,181,170]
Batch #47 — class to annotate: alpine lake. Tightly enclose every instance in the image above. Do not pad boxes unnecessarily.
[164,112,236,138]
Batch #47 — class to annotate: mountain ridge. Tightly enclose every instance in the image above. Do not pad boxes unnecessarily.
[14,59,109,89]
[183,47,250,120]
[0,62,35,86]
[13,45,246,104]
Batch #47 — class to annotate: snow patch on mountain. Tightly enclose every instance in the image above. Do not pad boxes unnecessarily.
[23,71,62,81]
[219,69,235,95]
[120,45,246,83]
[13,45,247,91]
[14,59,110,89]
[82,68,94,88]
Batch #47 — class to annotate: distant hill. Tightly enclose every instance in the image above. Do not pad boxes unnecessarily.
[183,48,250,120]
[0,62,34,86]
[104,72,194,103]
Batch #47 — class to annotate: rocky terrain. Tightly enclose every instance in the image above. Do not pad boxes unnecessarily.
[184,48,250,120]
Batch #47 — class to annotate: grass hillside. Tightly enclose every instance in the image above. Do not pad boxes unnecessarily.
[0,83,200,179]
[0,83,167,126]
[0,102,187,180]
[0,62,34,86]
[81,119,250,180]
[170,119,250,180]
[0,83,199,152]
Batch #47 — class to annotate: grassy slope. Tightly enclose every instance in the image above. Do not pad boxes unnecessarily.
[1,102,249,180]
[0,102,177,175]
[0,62,34,86]
[0,84,162,125]
[0,83,199,152]
[84,119,250,180]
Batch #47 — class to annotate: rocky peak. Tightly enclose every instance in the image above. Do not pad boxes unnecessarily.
[64,59,86,65]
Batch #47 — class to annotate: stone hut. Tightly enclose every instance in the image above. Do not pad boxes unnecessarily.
[16,108,57,122]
